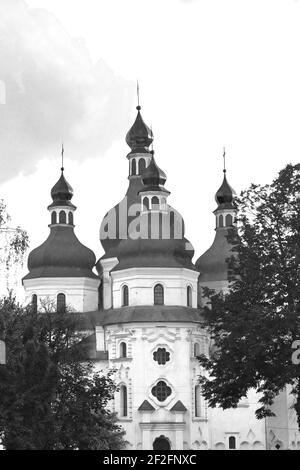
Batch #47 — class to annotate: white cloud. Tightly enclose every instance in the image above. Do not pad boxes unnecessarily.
[2,0,300,265]
[0,0,134,183]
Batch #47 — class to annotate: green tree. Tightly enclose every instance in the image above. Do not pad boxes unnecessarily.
[0,296,126,450]
[198,164,300,425]
[0,199,29,293]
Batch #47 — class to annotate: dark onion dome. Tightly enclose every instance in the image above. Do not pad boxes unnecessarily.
[23,225,98,280]
[195,229,236,282]
[48,170,76,209]
[139,153,170,194]
[215,171,236,208]
[196,170,238,282]
[126,106,153,153]
[111,206,196,272]
[112,236,196,272]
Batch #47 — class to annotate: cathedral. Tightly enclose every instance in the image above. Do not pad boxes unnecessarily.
[22,104,300,451]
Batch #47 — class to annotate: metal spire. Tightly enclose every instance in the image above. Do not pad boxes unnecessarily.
[137,81,141,110]
[150,125,154,154]
[223,147,226,174]
[61,143,64,172]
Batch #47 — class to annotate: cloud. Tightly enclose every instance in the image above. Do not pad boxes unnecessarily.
[0,0,134,183]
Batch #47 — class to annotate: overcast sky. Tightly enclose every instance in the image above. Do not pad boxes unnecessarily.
[1,0,300,287]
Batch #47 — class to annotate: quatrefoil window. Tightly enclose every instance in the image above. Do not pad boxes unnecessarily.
[153,347,170,365]
[151,381,172,402]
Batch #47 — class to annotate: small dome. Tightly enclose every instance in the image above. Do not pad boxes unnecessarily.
[196,231,233,282]
[215,171,236,207]
[140,153,169,193]
[23,226,98,280]
[126,106,153,153]
[49,170,75,209]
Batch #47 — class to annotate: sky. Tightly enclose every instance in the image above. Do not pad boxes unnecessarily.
[1,0,300,287]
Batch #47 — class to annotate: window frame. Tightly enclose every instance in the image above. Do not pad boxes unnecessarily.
[120,342,127,358]
[187,285,192,307]
[57,293,66,313]
[229,436,237,450]
[151,380,172,403]
[154,283,164,306]
[153,347,170,365]
[31,294,38,314]
[122,285,129,307]
[195,385,201,417]
[120,385,128,417]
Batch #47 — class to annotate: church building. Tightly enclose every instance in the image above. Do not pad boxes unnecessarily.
[22,105,300,450]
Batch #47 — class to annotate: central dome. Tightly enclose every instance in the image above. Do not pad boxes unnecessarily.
[112,235,195,272]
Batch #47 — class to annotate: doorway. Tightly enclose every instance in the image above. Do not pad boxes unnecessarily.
[153,435,171,450]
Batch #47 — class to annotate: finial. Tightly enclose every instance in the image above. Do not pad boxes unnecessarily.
[61,143,64,172]
[136,81,141,111]
[223,147,226,174]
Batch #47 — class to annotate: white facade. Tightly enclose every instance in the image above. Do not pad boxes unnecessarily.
[110,267,198,309]
[23,276,99,312]
[95,321,209,450]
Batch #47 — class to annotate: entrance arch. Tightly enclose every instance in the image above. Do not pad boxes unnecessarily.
[153,435,171,450]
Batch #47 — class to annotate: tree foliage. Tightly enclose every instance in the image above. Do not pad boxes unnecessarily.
[0,199,29,292]
[0,296,126,450]
[198,164,300,424]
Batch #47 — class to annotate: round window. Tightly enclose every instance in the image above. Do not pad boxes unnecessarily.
[151,381,172,402]
[153,347,170,365]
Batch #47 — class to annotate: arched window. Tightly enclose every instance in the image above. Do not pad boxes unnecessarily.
[194,342,200,357]
[68,212,74,225]
[154,284,164,305]
[195,385,201,417]
[170,211,175,239]
[226,214,233,227]
[229,436,236,450]
[120,385,128,417]
[98,283,103,310]
[187,285,192,307]
[31,294,37,314]
[57,293,66,313]
[131,159,136,176]
[120,342,127,358]
[59,210,66,224]
[143,197,150,211]
[122,285,129,307]
[219,214,224,228]
[138,158,146,174]
[51,211,57,224]
[152,196,160,210]
[151,381,172,402]
[153,436,171,450]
